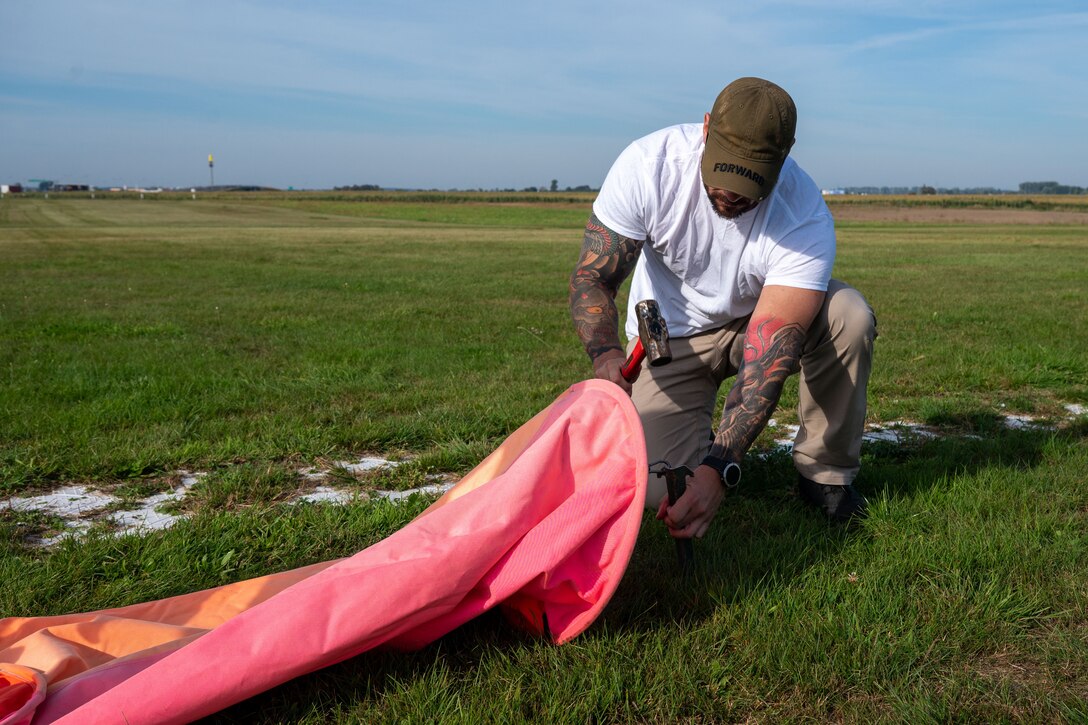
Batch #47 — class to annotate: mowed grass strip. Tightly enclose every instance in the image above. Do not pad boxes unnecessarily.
[1,195,1087,722]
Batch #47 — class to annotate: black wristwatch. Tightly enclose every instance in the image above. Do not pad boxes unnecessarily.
[700,454,741,488]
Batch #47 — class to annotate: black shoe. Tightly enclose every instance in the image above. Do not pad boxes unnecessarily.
[797,476,868,523]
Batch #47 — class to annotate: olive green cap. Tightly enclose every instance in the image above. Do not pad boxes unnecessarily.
[701,77,797,200]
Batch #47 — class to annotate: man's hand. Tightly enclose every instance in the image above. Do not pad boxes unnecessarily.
[592,348,635,394]
[655,465,725,539]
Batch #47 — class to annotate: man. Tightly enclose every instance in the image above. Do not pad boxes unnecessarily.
[569,77,876,539]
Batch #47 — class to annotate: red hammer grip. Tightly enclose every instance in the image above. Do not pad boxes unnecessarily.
[620,338,645,382]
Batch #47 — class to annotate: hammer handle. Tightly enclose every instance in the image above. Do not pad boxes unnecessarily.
[663,466,695,573]
[620,339,645,382]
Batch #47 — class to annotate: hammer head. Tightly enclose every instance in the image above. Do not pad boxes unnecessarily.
[634,299,672,367]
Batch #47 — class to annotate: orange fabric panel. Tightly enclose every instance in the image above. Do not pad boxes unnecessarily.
[0,664,46,725]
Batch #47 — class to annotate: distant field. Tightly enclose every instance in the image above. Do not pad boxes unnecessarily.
[1,194,1086,722]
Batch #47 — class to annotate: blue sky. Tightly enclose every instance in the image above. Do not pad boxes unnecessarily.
[2,1,1086,190]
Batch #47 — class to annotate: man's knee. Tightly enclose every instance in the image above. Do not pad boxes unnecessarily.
[825,280,876,348]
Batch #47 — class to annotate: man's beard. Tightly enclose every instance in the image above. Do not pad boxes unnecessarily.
[704,185,759,220]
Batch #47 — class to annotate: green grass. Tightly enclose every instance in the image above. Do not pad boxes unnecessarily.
[2,194,1087,722]
[1,198,586,489]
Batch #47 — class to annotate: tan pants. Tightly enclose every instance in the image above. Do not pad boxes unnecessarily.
[629,280,876,507]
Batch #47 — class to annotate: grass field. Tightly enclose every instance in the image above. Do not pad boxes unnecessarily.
[1,193,1087,722]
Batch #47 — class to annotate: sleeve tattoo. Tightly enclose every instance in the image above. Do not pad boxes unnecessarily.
[709,314,805,461]
[568,213,644,360]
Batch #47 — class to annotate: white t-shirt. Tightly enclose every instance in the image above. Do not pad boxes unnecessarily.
[593,123,836,340]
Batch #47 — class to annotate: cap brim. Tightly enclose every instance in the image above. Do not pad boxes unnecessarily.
[700,134,782,200]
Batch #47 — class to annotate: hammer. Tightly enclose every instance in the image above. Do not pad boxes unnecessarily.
[621,303,688,570]
[620,299,672,382]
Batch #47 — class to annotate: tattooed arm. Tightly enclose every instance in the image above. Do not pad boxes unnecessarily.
[708,285,825,463]
[661,285,825,539]
[569,213,645,392]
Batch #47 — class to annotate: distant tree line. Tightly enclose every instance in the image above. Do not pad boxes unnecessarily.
[514,184,596,193]
[838,182,1085,195]
[842,185,1011,195]
[1018,181,1086,195]
[332,181,1086,196]
[332,183,599,193]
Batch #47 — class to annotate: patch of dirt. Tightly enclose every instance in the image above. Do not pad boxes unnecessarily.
[971,632,1088,706]
[828,204,1088,225]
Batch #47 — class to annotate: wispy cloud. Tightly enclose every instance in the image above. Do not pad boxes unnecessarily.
[840,10,1088,53]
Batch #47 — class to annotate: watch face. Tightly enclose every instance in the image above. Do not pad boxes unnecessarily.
[701,455,741,487]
